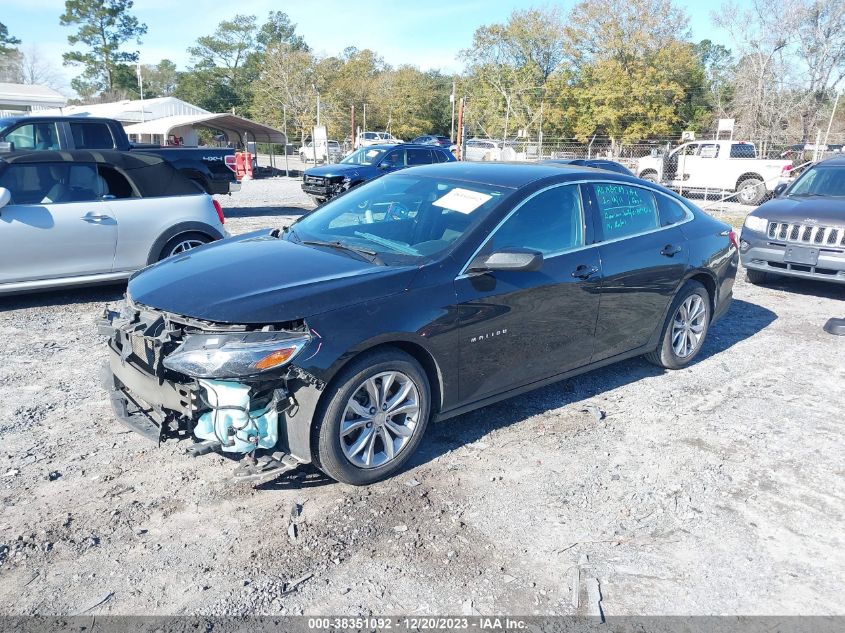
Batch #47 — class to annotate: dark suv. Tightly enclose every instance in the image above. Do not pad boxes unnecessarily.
[302,143,455,204]
[740,156,845,285]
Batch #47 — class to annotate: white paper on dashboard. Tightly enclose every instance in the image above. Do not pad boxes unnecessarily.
[432,188,493,214]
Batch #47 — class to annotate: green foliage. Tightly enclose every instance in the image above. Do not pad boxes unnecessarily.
[0,22,21,56]
[256,11,309,52]
[60,0,147,94]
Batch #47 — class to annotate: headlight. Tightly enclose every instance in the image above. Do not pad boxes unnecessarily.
[163,331,311,379]
[743,215,768,233]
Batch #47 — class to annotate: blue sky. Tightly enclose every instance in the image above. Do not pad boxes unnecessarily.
[3,0,731,94]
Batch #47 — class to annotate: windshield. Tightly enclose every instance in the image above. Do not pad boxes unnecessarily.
[788,165,845,197]
[341,147,387,166]
[287,174,508,264]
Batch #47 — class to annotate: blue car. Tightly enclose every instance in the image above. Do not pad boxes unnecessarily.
[302,143,455,203]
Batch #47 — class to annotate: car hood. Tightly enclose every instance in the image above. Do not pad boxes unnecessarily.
[753,196,845,227]
[128,230,417,324]
[303,164,376,179]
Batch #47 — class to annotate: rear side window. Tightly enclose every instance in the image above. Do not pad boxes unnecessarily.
[0,163,101,204]
[592,183,660,240]
[98,165,136,198]
[730,144,756,158]
[658,195,690,226]
[407,148,432,165]
[490,184,584,256]
[69,122,115,149]
[3,122,60,150]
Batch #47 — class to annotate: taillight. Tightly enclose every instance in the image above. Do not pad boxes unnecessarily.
[213,199,224,225]
[781,164,794,177]
[728,229,738,250]
[224,155,237,173]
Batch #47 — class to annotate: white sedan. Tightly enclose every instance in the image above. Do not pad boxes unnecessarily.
[0,150,227,295]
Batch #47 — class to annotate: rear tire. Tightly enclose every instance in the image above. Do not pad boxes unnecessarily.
[640,171,659,183]
[313,348,431,485]
[737,178,765,205]
[158,231,212,261]
[645,281,711,370]
[745,268,771,285]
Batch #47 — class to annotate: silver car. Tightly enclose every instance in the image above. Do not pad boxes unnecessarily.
[0,150,227,295]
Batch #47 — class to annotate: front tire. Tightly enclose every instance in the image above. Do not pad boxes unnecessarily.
[639,171,659,183]
[313,348,431,485]
[645,281,711,369]
[745,268,771,285]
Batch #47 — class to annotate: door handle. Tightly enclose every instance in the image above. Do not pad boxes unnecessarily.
[660,244,682,257]
[81,213,111,222]
[571,265,599,280]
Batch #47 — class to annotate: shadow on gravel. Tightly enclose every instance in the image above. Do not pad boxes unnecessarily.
[0,284,124,313]
[752,275,845,301]
[411,297,777,471]
[223,205,311,219]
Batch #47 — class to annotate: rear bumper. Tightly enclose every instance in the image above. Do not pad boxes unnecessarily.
[740,239,845,284]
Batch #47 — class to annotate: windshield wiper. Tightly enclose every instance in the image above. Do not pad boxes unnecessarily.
[300,239,383,264]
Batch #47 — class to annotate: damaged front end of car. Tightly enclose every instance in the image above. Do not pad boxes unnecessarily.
[98,295,325,483]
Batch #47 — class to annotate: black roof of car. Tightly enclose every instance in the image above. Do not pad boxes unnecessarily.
[364,143,452,151]
[0,115,117,126]
[0,150,200,197]
[0,149,166,169]
[816,155,845,166]
[402,161,643,189]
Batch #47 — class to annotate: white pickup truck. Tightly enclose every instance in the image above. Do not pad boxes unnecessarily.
[636,140,793,205]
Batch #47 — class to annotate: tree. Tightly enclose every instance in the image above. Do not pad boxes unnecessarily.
[0,22,20,55]
[188,14,256,94]
[60,0,147,96]
[251,43,317,144]
[561,0,704,146]
[142,59,178,97]
[257,11,308,52]
[3,46,66,89]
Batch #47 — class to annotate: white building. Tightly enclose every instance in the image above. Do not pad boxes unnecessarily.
[0,82,67,117]
[36,96,285,147]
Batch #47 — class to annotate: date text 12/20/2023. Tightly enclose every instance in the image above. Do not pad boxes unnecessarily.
[307,616,530,630]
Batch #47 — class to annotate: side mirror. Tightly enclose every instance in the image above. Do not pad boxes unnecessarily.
[469,248,543,273]
[0,141,14,153]
[773,182,788,197]
[0,187,10,209]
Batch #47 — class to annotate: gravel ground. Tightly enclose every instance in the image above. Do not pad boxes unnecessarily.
[0,177,843,617]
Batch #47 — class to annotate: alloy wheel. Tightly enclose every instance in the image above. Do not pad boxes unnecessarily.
[168,239,205,256]
[671,294,707,358]
[340,371,420,469]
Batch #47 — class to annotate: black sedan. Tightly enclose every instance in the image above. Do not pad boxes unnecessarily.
[740,156,845,285]
[542,158,635,176]
[101,163,738,485]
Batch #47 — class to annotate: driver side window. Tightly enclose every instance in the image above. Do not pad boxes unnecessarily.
[488,185,584,256]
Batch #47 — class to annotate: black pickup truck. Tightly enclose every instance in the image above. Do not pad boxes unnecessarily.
[0,116,239,195]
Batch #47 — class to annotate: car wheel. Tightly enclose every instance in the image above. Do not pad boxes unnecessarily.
[645,281,711,370]
[745,268,771,285]
[313,348,431,485]
[158,232,212,261]
[640,171,658,183]
[737,178,765,205]
[309,195,326,206]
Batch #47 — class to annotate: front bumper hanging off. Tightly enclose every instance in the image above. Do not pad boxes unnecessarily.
[97,300,320,482]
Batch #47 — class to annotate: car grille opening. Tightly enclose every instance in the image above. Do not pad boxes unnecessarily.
[768,221,845,247]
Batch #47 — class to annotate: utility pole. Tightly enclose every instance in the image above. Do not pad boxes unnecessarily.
[136,61,145,124]
[283,103,289,177]
[363,103,367,132]
[350,105,356,152]
[450,80,456,142]
[456,97,465,160]
[538,101,544,162]
[823,91,840,150]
